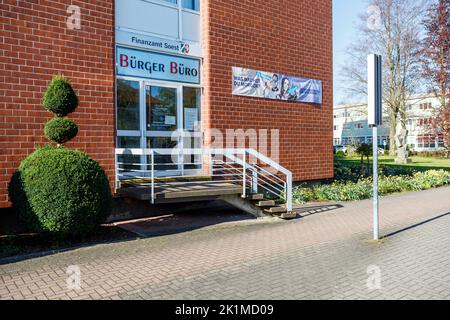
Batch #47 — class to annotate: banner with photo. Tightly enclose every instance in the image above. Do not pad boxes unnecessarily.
[232,67,322,104]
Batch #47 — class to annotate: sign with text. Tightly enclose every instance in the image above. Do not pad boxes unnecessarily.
[232,67,322,104]
[116,46,200,84]
[116,30,202,57]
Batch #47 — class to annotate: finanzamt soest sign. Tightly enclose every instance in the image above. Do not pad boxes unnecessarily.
[116,47,200,84]
[232,67,322,104]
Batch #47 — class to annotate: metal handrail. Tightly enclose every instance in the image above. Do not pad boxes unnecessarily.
[115,148,293,212]
[251,163,285,184]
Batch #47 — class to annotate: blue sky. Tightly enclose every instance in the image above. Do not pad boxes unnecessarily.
[333,0,369,105]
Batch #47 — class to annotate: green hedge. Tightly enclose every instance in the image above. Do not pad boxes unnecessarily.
[293,170,450,204]
[9,146,113,235]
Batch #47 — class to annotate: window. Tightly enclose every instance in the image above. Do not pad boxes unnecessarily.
[355,123,364,129]
[182,0,199,10]
[437,134,444,148]
[183,87,201,132]
[162,0,177,5]
[333,125,338,131]
[183,87,201,169]
[418,135,435,148]
[418,118,432,126]
[117,137,141,171]
[117,79,140,131]
[419,102,432,110]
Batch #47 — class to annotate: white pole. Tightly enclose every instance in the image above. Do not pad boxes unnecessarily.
[151,150,155,205]
[242,150,247,198]
[368,53,382,240]
[372,126,379,240]
[286,172,293,212]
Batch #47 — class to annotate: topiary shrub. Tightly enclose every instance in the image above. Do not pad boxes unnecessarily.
[42,76,78,117]
[9,146,113,236]
[44,117,79,145]
[9,75,113,236]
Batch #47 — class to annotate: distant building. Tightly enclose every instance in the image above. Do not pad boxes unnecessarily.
[333,94,444,152]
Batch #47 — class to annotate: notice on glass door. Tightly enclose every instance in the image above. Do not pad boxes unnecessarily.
[165,116,176,126]
[184,108,198,131]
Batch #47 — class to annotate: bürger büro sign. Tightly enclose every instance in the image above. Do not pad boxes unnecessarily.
[116,46,200,84]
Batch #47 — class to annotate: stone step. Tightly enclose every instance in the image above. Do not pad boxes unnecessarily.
[264,206,297,219]
[248,193,264,200]
[279,211,298,219]
[256,200,276,207]
[264,206,287,214]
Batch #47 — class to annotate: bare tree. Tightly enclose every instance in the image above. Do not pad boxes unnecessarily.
[340,0,427,162]
[421,0,450,155]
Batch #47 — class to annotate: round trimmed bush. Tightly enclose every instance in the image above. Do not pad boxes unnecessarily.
[9,146,113,235]
[44,117,79,144]
[42,76,79,116]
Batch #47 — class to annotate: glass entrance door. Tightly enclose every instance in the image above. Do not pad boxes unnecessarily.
[145,84,181,176]
[116,77,202,178]
[145,84,203,177]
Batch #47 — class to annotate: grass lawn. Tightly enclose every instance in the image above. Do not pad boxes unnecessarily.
[337,156,450,171]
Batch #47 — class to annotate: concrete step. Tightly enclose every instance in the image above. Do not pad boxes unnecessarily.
[248,193,264,200]
[264,206,287,214]
[279,211,298,219]
[255,200,276,207]
[264,206,298,219]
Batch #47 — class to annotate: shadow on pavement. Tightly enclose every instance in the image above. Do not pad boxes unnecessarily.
[294,203,344,218]
[114,201,255,238]
[0,201,253,264]
[383,211,450,239]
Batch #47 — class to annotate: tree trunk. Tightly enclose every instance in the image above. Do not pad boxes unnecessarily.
[366,155,370,176]
[389,111,397,156]
[360,154,364,177]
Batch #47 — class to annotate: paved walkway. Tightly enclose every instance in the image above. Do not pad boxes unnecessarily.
[1,187,450,300]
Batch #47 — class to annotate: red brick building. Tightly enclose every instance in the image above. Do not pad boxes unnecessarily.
[0,0,333,208]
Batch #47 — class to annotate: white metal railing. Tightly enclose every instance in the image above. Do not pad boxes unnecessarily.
[114,148,293,212]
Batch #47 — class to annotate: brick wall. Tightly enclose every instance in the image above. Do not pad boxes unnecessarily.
[0,0,115,208]
[202,0,334,181]
[0,0,333,208]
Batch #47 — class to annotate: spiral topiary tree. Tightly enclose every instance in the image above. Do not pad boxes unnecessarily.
[42,75,79,146]
[9,76,113,236]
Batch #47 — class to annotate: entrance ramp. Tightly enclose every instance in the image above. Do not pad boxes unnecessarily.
[115,148,297,219]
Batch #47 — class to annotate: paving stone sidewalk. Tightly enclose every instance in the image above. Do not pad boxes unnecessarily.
[1,186,450,300]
